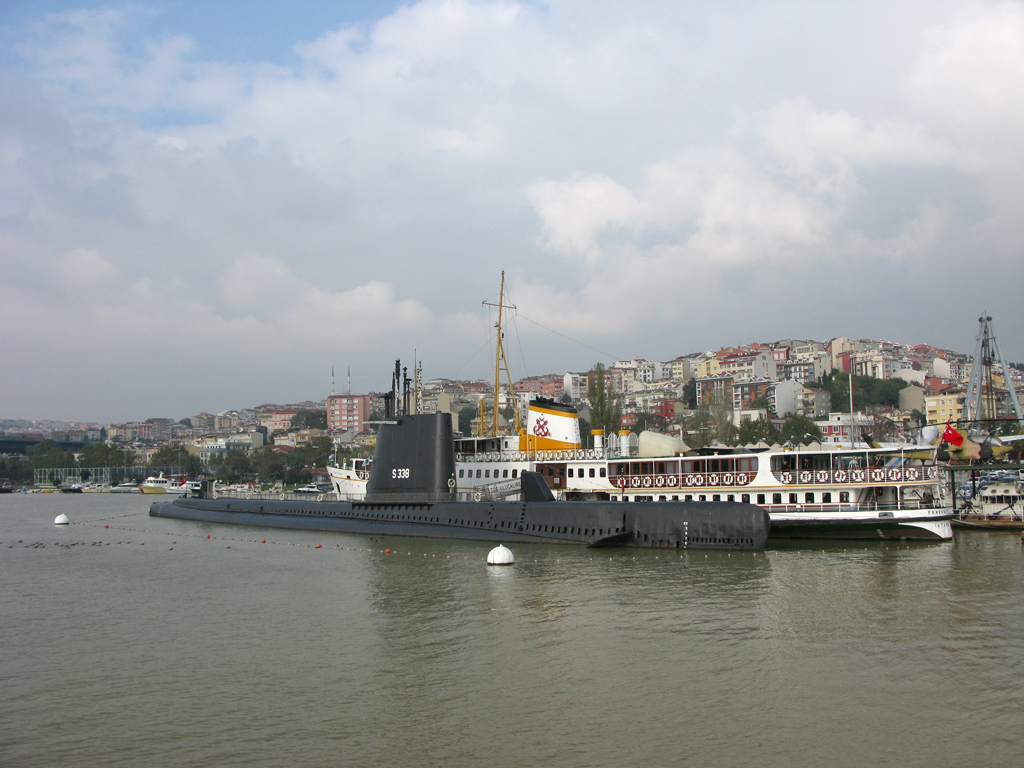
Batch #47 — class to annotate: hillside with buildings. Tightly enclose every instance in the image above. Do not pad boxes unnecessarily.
[3,333,1022,482]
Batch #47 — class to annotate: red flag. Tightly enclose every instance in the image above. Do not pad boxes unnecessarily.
[943,421,964,447]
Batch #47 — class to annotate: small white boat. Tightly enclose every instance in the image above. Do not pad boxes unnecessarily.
[110,482,140,494]
[326,457,370,500]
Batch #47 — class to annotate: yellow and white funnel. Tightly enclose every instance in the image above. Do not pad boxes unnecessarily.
[519,399,582,454]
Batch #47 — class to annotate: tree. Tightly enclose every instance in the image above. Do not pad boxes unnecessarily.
[737,415,779,445]
[687,405,714,448]
[682,377,697,409]
[250,447,287,481]
[27,440,75,469]
[778,414,822,445]
[458,405,476,435]
[632,411,664,434]
[215,449,253,484]
[148,445,190,468]
[587,363,622,441]
[291,410,328,431]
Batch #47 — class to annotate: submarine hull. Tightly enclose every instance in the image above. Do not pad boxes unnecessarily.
[150,496,769,549]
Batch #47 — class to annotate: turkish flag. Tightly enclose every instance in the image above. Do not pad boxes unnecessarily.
[943,421,964,447]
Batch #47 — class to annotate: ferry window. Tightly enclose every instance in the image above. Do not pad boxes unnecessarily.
[656,462,666,474]
[600,468,606,477]
[699,494,706,501]
[503,470,508,479]
[459,469,464,478]
[789,493,798,504]
[840,491,849,503]
[512,469,518,478]
[757,494,765,504]
[659,495,666,501]
[742,494,750,503]
[773,493,782,504]
[728,495,735,502]
[568,468,574,478]
[713,494,721,501]
[805,492,814,503]
[476,469,481,478]
[485,470,490,478]
[589,468,595,478]
[685,495,693,501]
[823,492,832,503]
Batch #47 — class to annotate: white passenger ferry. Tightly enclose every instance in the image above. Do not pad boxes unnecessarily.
[454,399,952,541]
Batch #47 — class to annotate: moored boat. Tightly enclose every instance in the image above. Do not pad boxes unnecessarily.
[951,480,1024,530]
[454,399,952,541]
[139,474,186,495]
[326,457,370,500]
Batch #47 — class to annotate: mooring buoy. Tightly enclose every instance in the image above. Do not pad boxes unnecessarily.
[487,544,514,565]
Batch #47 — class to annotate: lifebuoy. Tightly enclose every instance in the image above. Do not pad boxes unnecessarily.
[631,477,641,488]
[317,493,324,502]
[708,473,719,486]
[667,476,678,486]
[643,476,653,488]
[279,493,285,500]
[723,473,733,485]
[835,470,847,482]
[851,469,865,482]
[906,468,919,480]
[816,471,829,483]
[780,472,793,484]
[693,474,705,486]
[800,471,812,483]
[655,476,665,487]
[245,493,251,500]
[871,469,884,482]
[685,475,696,486]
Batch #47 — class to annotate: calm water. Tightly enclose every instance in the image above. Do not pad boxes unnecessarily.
[2,493,1023,767]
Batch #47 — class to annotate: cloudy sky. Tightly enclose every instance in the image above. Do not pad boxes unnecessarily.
[2,0,1022,423]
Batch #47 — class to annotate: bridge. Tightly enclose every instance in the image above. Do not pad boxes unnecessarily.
[0,437,98,455]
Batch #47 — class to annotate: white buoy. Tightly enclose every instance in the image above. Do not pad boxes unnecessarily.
[487,544,514,566]
[54,513,70,526]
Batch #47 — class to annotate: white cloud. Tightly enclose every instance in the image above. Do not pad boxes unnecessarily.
[2,0,1023,421]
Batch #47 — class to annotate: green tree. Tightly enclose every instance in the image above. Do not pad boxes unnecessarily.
[687,405,714,448]
[737,415,779,445]
[632,411,664,434]
[778,414,822,445]
[587,363,622,442]
[148,445,190,468]
[681,377,697,409]
[215,449,253,484]
[458,405,476,434]
[27,440,75,469]
[291,410,328,430]
[250,447,287,481]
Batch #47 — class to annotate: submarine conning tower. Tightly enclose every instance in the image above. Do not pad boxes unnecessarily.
[365,412,458,503]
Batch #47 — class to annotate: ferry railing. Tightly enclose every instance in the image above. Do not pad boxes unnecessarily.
[770,466,940,484]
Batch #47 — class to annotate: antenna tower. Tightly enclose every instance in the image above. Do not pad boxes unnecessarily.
[963,314,1023,426]
[482,271,522,437]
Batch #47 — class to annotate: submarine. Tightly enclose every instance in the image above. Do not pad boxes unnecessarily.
[150,366,770,550]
